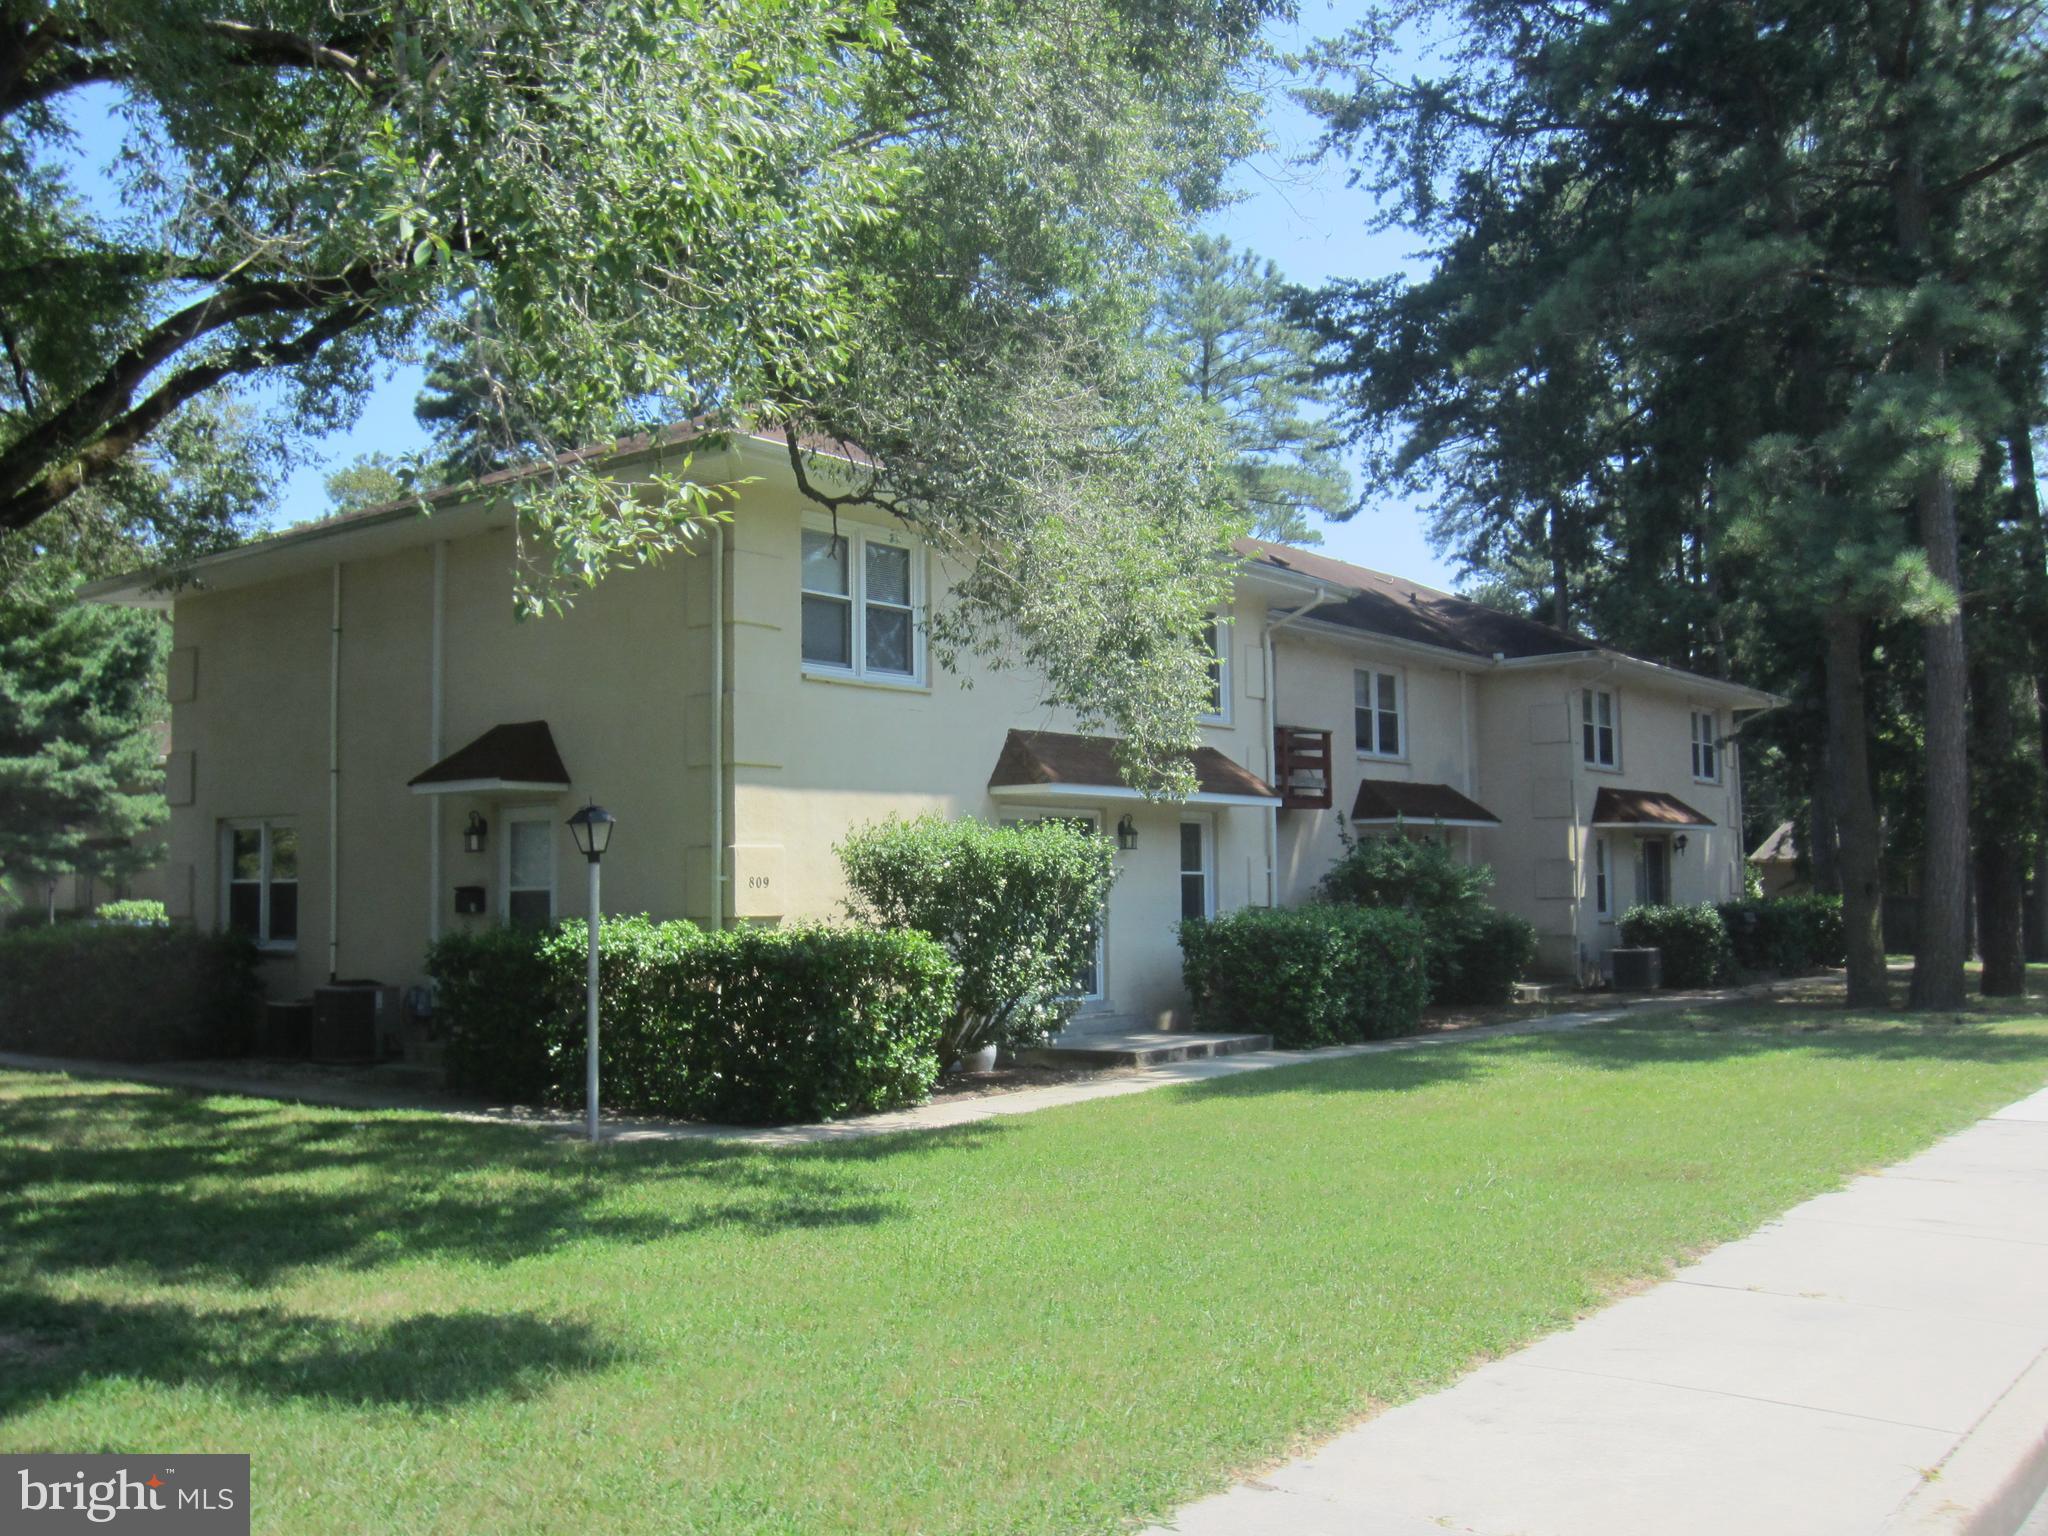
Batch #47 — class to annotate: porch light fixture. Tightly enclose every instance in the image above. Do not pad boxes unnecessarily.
[1116,814,1138,852]
[565,801,617,1144]
[462,811,488,854]
[1674,834,1690,855]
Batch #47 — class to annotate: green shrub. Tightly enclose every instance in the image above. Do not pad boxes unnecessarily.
[95,898,168,925]
[1179,905,1429,1047]
[838,814,1117,1064]
[1317,826,1533,1004]
[1618,902,1733,988]
[428,917,956,1123]
[0,923,258,1059]
[1437,909,1540,1006]
[428,924,564,1100]
[1716,894,1845,974]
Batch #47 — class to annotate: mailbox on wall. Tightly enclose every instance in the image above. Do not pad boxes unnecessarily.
[453,885,486,915]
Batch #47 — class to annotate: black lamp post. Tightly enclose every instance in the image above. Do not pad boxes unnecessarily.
[566,801,617,1143]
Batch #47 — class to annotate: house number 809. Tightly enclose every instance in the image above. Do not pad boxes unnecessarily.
[747,876,771,890]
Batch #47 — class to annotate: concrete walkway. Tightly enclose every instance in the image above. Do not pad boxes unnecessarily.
[0,981,1807,1148]
[1151,1084,2048,1536]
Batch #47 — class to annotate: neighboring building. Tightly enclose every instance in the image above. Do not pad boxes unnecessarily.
[1749,821,1806,897]
[83,429,1775,1022]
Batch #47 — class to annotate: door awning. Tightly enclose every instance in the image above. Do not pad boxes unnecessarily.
[409,721,571,796]
[1591,787,1715,829]
[987,729,1279,808]
[1351,779,1501,829]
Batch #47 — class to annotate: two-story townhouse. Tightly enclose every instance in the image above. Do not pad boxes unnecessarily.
[82,428,1774,1036]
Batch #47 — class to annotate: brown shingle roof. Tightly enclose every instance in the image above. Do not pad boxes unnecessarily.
[1238,538,1600,662]
[1350,779,1501,826]
[409,721,571,790]
[988,729,1277,801]
[1590,787,1715,828]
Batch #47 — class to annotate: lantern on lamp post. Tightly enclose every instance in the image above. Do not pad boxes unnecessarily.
[566,801,616,1144]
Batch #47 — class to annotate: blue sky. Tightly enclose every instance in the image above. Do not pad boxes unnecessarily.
[66,1,1458,588]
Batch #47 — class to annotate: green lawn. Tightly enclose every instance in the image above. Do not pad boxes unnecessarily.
[5,984,2048,1534]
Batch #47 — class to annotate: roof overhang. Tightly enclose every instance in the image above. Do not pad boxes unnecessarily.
[409,721,570,797]
[78,425,858,609]
[1497,650,1781,707]
[987,728,1279,808]
[1590,787,1716,829]
[1351,779,1502,828]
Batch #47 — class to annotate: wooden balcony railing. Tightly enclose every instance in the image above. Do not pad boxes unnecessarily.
[1273,725,1333,810]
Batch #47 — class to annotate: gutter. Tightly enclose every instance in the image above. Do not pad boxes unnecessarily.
[709,524,726,931]
[328,565,342,982]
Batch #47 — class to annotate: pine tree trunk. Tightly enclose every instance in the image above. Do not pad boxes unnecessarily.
[1970,661,2027,995]
[1549,503,1569,631]
[1825,610,1888,1006]
[1893,139,1970,1010]
[1809,740,1842,895]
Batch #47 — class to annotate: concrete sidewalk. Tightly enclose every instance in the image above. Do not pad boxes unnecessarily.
[0,980,1807,1147]
[1152,1084,2048,1536]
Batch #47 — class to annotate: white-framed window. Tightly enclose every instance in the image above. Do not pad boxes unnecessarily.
[1355,668,1404,758]
[1594,835,1611,918]
[1179,817,1214,922]
[1581,687,1618,768]
[799,518,923,683]
[222,818,298,951]
[1691,709,1720,782]
[502,806,557,930]
[1201,621,1232,724]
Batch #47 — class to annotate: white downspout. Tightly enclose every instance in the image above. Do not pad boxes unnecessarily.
[328,563,342,982]
[709,525,725,931]
[427,542,446,945]
[1261,588,1335,907]
[1460,670,1477,867]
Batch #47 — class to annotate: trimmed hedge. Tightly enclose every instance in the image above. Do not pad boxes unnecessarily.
[0,923,259,1059]
[1716,894,1845,974]
[1179,905,1429,1047]
[1618,903,1732,988]
[95,899,168,925]
[1317,829,1535,1005]
[1437,909,1541,1007]
[428,917,958,1123]
[838,814,1117,1065]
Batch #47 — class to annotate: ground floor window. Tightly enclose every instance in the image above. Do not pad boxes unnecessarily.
[503,808,557,930]
[223,819,298,950]
[1594,835,1611,918]
[1180,818,1213,922]
[1640,835,1671,906]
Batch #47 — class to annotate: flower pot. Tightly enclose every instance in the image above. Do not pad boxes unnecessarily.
[954,1042,999,1074]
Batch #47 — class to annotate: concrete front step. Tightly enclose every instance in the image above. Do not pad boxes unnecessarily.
[1015,1030,1273,1069]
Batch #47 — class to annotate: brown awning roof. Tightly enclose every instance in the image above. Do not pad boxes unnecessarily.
[1351,779,1501,827]
[1591,787,1715,828]
[988,729,1278,806]
[409,721,571,795]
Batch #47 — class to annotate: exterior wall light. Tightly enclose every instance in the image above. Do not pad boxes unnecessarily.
[1674,834,1689,855]
[1116,814,1138,851]
[463,811,488,854]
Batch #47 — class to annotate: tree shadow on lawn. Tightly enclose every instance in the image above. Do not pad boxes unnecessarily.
[0,1291,619,1417]
[0,1095,1010,1288]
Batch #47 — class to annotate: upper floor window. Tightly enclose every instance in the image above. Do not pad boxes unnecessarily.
[1581,687,1617,767]
[1201,621,1231,723]
[1691,709,1720,782]
[1355,668,1403,758]
[223,818,297,950]
[800,522,921,682]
